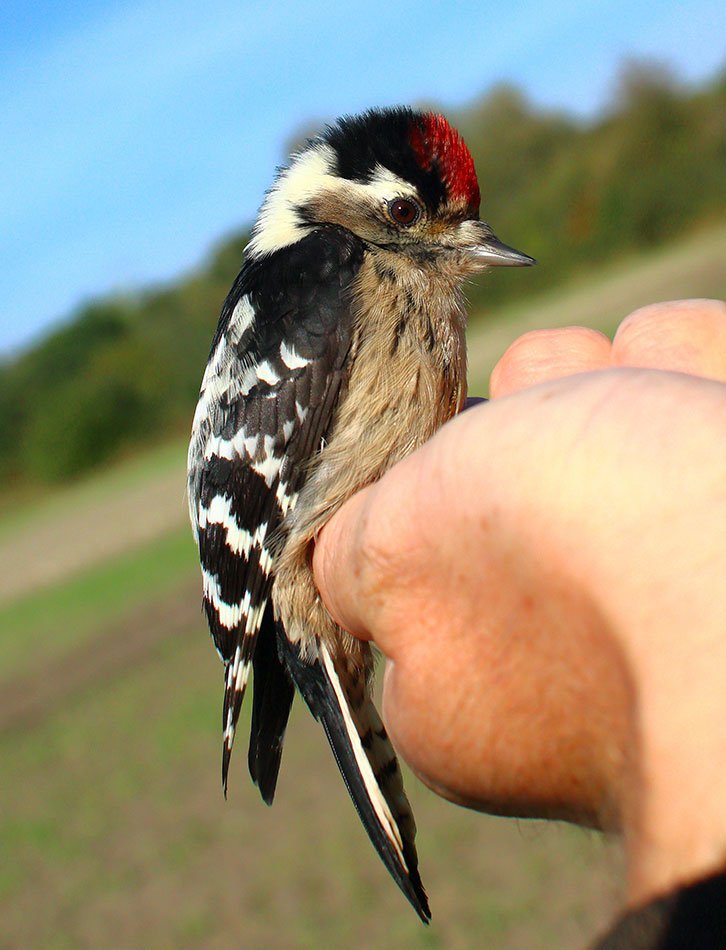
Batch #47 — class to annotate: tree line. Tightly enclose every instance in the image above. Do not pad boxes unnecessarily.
[1,61,723,485]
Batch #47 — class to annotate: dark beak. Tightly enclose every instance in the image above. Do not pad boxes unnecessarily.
[467,222,536,267]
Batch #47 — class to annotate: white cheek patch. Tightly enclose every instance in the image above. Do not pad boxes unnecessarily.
[246,147,424,260]
[247,145,337,258]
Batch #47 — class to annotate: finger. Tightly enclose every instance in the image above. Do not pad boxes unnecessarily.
[490,326,612,398]
[313,488,374,639]
[612,299,726,381]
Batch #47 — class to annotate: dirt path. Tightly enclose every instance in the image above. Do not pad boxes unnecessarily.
[0,449,188,605]
[0,570,200,733]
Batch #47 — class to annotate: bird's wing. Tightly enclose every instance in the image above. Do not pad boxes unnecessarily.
[187,226,364,793]
[189,226,429,920]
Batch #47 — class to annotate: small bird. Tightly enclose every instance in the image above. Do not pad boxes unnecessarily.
[187,107,534,921]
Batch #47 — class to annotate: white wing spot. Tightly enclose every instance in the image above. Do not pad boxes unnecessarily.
[229,296,255,340]
[256,360,280,386]
[240,362,261,395]
[251,454,283,487]
[280,341,309,370]
[202,571,251,629]
[204,434,235,462]
[199,495,269,557]
[276,481,299,516]
[259,547,274,576]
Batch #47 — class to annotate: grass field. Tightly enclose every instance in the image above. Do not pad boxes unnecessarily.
[1,225,723,948]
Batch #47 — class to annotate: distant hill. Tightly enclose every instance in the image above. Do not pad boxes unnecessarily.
[1,61,723,486]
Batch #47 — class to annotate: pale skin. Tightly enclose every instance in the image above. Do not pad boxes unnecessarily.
[312,298,726,911]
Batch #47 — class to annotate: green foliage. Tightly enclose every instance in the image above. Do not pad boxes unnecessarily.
[0,231,249,485]
[1,63,724,487]
[0,300,133,480]
[23,374,146,481]
[459,64,726,311]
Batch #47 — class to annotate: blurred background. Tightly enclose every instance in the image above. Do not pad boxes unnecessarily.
[1,0,724,946]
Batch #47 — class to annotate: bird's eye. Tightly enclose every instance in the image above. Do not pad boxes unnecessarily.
[388,198,420,226]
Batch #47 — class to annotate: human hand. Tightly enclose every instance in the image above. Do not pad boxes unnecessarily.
[313,299,726,904]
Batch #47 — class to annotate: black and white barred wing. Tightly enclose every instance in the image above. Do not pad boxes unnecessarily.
[187,228,364,793]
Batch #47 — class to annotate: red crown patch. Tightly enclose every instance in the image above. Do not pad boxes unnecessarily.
[409,114,480,211]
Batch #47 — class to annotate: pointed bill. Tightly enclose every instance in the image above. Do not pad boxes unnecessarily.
[459,219,536,267]
[471,235,537,267]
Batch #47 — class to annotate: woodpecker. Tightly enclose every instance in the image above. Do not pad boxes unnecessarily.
[187,107,534,922]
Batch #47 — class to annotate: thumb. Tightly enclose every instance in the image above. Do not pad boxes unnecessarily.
[312,487,376,640]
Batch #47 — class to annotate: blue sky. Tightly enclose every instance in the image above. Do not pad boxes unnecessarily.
[0,0,723,355]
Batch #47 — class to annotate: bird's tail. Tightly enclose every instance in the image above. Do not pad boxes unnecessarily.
[279,631,430,923]
[247,606,295,804]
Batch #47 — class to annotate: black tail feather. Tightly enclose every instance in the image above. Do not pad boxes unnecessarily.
[278,631,431,923]
[248,607,295,804]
